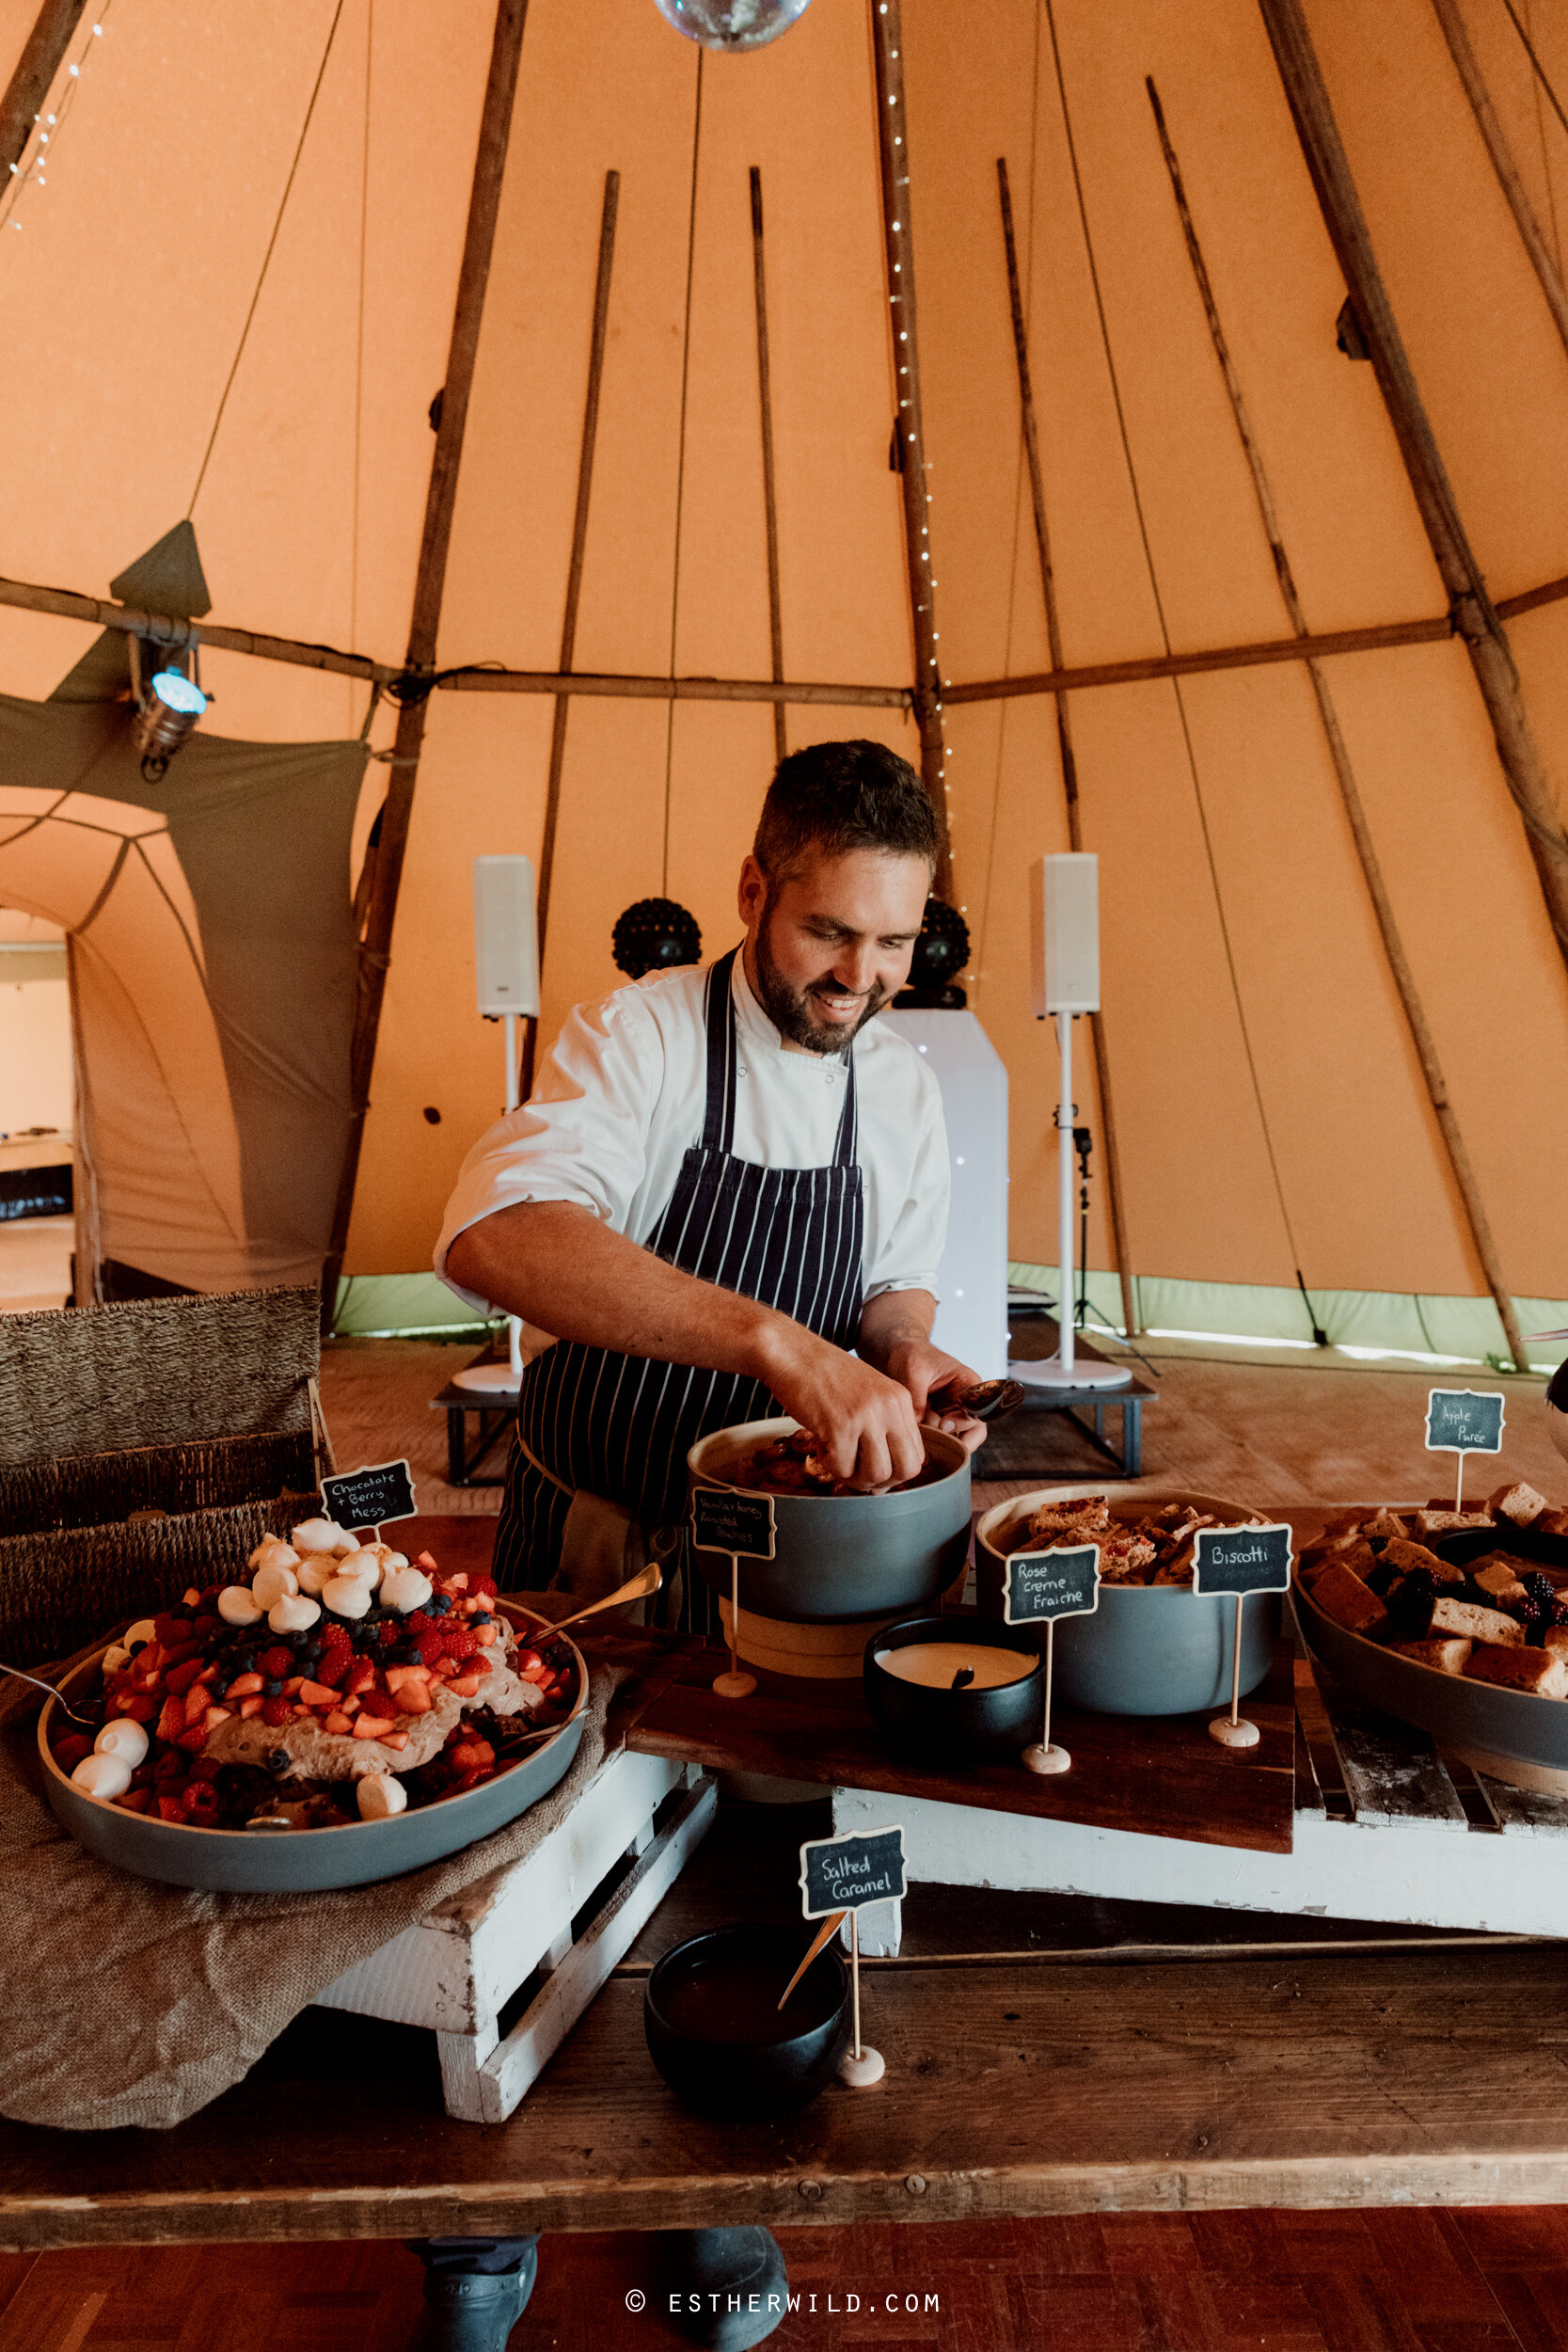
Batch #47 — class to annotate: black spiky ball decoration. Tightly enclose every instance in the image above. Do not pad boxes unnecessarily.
[895,898,971,1009]
[612,898,703,981]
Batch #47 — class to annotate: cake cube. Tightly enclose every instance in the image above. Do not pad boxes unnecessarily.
[1472,1558,1530,1606]
[1413,1509,1495,1537]
[1487,1481,1549,1529]
[1309,1563,1390,1639]
[1382,1537,1465,1585]
[1464,1644,1568,1699]
[1430,1596,1524,1646]
[1392,1637,1473,1676]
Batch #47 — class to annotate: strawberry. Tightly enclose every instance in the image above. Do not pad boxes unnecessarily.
[382,1730,409,1751]
[324,1710,354,1736]
[240,1696,264,1719]
[415,1629,447,1667]
[166,1658,206,1695]
[448,1674,483,1697]
[470,1576,498,1598]
[114,1788,151,1814]
[156,1697,186,1743]
[352,1714,397,1740]
[161,1642,202,1669]
[314,1652,351,1689]
[297,1680,339,1708]
[259,1645,294,1679]
[450,1738,495,1771]
[392,1679,432,1715]
[261,1696,293,1726]
[54,1735,92,1771]
[344,1660,377,1698]
[442,1627,477,1661]
[225,1672,263,1698]
[416,1551,439,1571]
[175,1722,211,1754]
[183,1683,211,1724]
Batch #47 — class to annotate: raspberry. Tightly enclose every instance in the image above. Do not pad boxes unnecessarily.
[403,1612,434,1636]
[442,1628,478,1661]
[470,1577,498,1598]
[261,1696,293,1726]
[320,1621,352,1650]
[182,1782,221,1824]
[376,1620,399,1646]
[315,1651,351,1688]
[259,1645,294,1679]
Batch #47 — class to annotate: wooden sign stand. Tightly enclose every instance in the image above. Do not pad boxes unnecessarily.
[1192,1523,1294,1751]
[1424,1387,1506,1512]
[1003,1544,1101,1775]
[799,1825,906,2090]
[690,1489,776,1702]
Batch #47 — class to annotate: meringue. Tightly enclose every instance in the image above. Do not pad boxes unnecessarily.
[334,1548,383,1591]
[71,1752,133,1801]
[295,1555,334,1597]
[268,1594,322,1634]
[251,1560,300,1609]
[248,1536,301,1575]
[323,1575,372,1619]
[356,1772,407,1820]
[292,1518,358,1556]
[380,1566,434,1615]
[95,1718,150,1768]
[218,1584,265,1626]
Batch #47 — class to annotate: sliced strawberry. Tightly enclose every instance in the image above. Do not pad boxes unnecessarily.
[381,1730,409,1751]
[353,1714,397,1740]
[183,1683,210,1724]
[442,1628,477,1661]
[297,1679,340,1708]
[156,1697,186,1744]
[324,1710,354,1736]
[415,1550,438,1570]
[175,1722,210,1754]
[240,1695,264,1719]
[165,1658,205,1695]
[384,1664,429,1693]
[448,1572,469,1591]
[344,1660,377,1697]
[203,1707,233,1729]
[225,1672,263,1698]
[392,1680,432,1715]
[450,1738,495,1771]
[448,1673,483,1697]
[282,1676,305,1697]
[114,1788,151,1814]
[474,1624,499,1647]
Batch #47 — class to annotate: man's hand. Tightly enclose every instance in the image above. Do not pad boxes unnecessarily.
[756,1324,927,1488]
[858,1291,988,1458]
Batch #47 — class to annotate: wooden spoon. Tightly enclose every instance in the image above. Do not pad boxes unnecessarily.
[511,1559,663,1637]
[777,1909,847,2010]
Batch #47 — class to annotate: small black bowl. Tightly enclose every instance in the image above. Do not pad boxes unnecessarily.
[863,1613,1044,1764]
[644,1924,850,2119]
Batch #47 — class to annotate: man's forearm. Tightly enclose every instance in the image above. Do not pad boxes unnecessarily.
[858,1288,937,1372]
[446,1202,789,1385]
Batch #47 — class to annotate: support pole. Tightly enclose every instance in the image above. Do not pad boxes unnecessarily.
[870,0,953,897]
[0,0,84,184]
[1429,0,1568,364]
[997,155,1139,1340]
[751,167,788,767]
[522,165,618,1101]
[1147,76,1527,1372]
[321,0,531,1320]
[1258,0,1568,988]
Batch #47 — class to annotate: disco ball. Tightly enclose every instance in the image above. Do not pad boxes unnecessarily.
[1546,1359,1568,1463]
[651,0,813,52]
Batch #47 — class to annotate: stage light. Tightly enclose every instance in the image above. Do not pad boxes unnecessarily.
[651,0,812,51]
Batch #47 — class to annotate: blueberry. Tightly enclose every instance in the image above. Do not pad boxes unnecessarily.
[264,1678,283,1697]
[428,1595,452,1616]
[265,1748,291,1775]
[471,1613,493,1627]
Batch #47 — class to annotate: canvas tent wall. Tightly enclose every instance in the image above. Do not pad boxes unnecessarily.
[1,0,1566,1359]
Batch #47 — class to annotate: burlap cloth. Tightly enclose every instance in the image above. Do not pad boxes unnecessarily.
[0,1636,628,2131]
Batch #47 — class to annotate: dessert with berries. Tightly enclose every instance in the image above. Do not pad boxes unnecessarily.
[1298,1482,1568,1700]
[47,1521,580,1832]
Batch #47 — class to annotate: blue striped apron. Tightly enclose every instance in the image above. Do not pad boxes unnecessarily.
[493,946,865,1590]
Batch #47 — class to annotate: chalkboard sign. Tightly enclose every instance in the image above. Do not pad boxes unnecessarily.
[322,1458,417,1532]
[1003,1544,1101,1627]
[1425,1389,1506,1455]
[800,1825,907,1919]
[1192,1522,1293,1597]
[690,1487,776,1561]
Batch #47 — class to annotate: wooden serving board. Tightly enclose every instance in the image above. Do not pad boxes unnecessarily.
[611,1614,1295,1856]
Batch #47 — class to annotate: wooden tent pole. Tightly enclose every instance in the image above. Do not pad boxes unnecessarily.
[1429,0,1568,362]
[0,0,84,183]
[751,167,787,767]
[1258,0,1568,989]
[321,0,531,1318]
[997,155,1139,1342]
[522,166,619,1102]
[870,0,952,898]
[1148,76,1528,1372]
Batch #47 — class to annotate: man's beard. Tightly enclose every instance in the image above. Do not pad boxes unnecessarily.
[752,906,892,1057]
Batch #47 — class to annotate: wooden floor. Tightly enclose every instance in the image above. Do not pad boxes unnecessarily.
[8,2209,1568,2350]
[317,1337,1568,1518]
[19,1340,1568,2351]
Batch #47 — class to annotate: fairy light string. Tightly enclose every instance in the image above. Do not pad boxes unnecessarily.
[0,8,114,237]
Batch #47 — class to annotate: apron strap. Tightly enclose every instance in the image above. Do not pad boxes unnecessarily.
[702,942,860,1167]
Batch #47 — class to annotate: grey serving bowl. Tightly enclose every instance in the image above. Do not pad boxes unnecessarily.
[36,1605,588,1893]
[974,1486,1277,1717]
[1295,1557,1568,1793]
[687,1418,971,1626]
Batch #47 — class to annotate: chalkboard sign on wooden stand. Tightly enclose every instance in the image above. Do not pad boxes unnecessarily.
[690,1488,776,1701]
[1003,1542,1100,1775]
[798,1826,906,2089]
[1424,1388,1506,1511]
[1192,1522,1293,1752]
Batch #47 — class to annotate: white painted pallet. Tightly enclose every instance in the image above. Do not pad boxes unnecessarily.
[833,1628,1568,1958]
[317,1750,718,2121]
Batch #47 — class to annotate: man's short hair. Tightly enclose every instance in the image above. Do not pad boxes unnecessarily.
[752,739,938,883]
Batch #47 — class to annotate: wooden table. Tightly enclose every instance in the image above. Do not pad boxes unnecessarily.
[999,1316,1157,1476]
[428,1351,516,1487]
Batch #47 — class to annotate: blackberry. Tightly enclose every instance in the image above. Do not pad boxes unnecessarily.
[1524,1571,1557,1608]
[1554,1599,1568,1629]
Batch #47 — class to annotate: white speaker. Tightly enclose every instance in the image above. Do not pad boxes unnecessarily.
[1031,851,1099,1016]
[472,855,540,1019]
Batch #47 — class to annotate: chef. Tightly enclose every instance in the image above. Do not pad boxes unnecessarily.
[437,737,986,1600]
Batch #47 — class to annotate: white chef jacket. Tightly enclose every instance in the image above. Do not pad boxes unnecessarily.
[436,950,948,1323]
